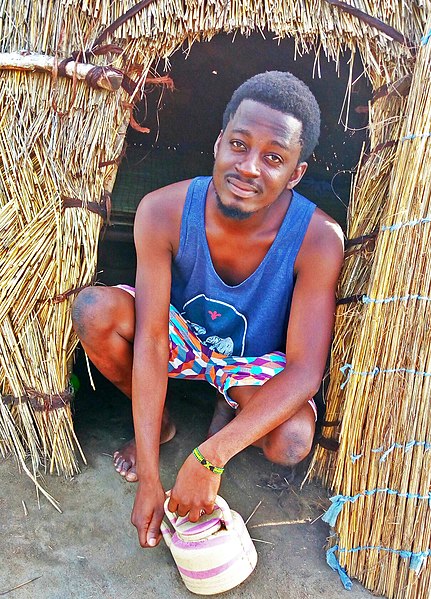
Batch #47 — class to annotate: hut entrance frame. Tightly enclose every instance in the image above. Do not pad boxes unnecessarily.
[109,32,369,242]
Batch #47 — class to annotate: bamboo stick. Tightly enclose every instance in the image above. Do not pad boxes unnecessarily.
[0,52,123,91]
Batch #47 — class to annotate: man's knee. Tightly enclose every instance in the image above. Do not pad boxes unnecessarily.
[71,286,113,341]
[262,423,313,467]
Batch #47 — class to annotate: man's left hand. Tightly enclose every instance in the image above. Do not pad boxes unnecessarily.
[168,453,222,521]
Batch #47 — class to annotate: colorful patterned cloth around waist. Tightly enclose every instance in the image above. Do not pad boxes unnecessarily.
[116,285,316,418]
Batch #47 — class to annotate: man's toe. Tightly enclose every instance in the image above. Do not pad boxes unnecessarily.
[119,460,132,475]
[125,469,138,482]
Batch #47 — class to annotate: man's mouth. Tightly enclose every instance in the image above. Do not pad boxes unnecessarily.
[226,176,259,198]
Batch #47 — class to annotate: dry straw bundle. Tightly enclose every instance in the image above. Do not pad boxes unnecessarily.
[309,17,431,599]
[0,0,135,506]
[310,83,412,480]
[0,70,128,507]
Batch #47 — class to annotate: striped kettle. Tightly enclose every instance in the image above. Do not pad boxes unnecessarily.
[160,495,258,595]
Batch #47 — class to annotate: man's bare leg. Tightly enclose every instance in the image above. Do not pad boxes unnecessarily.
[71,286,176,482]
[112,406,175,481]
[207,391,235,438]
[228,385,316,466]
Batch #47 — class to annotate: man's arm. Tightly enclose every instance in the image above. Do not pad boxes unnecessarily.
[129,188,177,548]
[168,211,344,519]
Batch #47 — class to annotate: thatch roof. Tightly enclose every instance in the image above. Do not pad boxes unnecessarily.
[1,0,426,84]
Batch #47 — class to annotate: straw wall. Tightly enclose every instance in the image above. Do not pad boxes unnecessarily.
[309,17,431,599]
[0,69,128,506]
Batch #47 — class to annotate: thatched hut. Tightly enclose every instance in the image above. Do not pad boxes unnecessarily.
[1,1,430,596]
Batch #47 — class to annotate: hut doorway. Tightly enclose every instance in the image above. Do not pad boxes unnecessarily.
[99,32,370,284]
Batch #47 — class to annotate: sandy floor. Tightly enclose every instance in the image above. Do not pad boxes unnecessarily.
[0,367,374,599]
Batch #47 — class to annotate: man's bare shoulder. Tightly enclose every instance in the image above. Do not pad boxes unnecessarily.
[134,179,192,241]
[295,206,344,280]
[136,179,192,221]
[311,207,344,249]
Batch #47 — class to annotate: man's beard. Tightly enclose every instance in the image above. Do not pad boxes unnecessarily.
[214,188,253,221]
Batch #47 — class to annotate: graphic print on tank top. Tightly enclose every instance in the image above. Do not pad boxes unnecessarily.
[182,294,247,356]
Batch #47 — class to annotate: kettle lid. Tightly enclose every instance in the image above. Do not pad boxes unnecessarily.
[170,507,224,541]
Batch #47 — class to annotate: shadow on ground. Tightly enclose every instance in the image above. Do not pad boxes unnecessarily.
[0,357,373,599]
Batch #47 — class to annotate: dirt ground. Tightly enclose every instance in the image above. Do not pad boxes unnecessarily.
[0,366,374,599]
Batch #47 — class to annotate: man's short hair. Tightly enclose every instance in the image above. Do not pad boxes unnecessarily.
[222,71,320,162]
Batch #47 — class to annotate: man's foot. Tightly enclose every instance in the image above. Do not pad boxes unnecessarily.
[113,413,176,482]
[207,393,236,438]
[114,438,139,482]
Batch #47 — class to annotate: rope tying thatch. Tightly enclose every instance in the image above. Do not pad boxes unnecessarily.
[1,389,73,411]
[381,215,431,230]
[401,132,431,142]
[52,284,92,305]
[323,487,431,528]
[338,292,431,305]
[340,363,431,389]
[63,193,111,222]
[351,439,431,464]
[422,30,431,45]
[328,544,431,583]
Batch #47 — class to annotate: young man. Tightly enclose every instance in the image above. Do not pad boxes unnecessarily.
[72,71,344,549]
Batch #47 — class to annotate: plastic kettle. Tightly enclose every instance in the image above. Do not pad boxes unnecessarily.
[160,495,257,595]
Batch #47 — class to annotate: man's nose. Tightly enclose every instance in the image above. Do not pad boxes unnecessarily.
[236,152,260,177]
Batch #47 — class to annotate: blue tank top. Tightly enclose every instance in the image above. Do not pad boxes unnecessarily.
[171,176,316,356]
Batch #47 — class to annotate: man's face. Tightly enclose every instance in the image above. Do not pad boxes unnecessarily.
[212,99,307,221]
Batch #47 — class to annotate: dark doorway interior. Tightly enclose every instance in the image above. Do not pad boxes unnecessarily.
[98,32,370,285]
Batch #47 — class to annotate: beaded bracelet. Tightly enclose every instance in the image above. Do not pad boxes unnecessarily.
[193,447,225,475]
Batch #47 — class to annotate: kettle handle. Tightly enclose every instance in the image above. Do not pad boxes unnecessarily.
[212,494,234,530]
[163,494,234,530]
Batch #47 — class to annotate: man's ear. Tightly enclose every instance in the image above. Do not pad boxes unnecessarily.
[213,130,223,158]
[286,162,308,190]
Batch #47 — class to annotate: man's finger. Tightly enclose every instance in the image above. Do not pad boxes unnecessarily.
[167,497,179,513]
[176,504,189,517]
[187,507,203,523]
[138,525,149,548]
[146,514,163,547]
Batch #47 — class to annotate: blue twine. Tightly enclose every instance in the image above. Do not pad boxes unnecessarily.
[401,132,431,142]
[380,443,404,461]
[326,546,353,590]
[421,29,431,45]
[362,293,431,304]
[322,488,431,527]
[381,215,431,231]
[327,544,430,588]
[335,545,430,575]
[350,440,431,464]
[340,363,431,389]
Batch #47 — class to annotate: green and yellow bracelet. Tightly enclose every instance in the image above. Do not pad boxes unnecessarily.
[193,447,225,475]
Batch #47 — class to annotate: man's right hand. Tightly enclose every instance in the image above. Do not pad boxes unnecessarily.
[131,479,166,548]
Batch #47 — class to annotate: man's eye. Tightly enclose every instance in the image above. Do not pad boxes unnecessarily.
[267,154,282,164]
[231,140,245,149]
